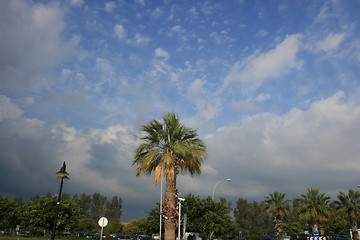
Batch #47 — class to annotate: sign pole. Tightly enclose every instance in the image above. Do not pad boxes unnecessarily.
[98,217,108,239]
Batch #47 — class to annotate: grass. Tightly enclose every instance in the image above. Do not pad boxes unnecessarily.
[0,236,88,240]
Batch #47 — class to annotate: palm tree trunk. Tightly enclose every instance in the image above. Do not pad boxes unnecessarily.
[312,223,319,234]
[275,216,283,240]
[164,170,177,240]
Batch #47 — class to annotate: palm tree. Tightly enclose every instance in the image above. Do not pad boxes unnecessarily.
[133,112,207,240]
[335,189,360,240]
[264,191,291,240]
[297,188,332,235]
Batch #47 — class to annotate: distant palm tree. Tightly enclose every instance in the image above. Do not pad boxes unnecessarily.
[133,112,207,240]
[297,188,332,235]
[264,191,291,240]
[335,189,360,240]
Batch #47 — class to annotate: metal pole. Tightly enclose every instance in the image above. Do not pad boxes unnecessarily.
[178,200,182,240]
[51,177,64,240]
[212,178,231,200]
[159,166,163,240]
[183,214,187,238]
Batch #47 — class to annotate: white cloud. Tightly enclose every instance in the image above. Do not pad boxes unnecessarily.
[135,32,151,45]
[135,0,145,6]
[255,93,271,102]
[205,91,360,198]
[0,95,23,120]
[70,0,84,7]
[154,48,169,60]
[316,32,347,52]
[257,29,268,37]
[221,34,303,92]
[104,1,116,13]
[231,100,259,112]
[188,78,205,98]
[114,24,127,40]
[172,25,185,33]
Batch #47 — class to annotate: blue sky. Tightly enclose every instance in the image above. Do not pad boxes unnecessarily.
[1,0,360,222]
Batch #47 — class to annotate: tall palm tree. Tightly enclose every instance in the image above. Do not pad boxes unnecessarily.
[335,189,360,240]
[297,188,332,235]
[133,112,207,240]
[264,191,291,240]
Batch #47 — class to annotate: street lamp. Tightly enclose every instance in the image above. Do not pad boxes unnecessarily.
[212,178,231,200]
[51,162,69,240]
[178,197,185,240]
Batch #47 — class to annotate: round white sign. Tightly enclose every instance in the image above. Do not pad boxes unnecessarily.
[98,217,108,227]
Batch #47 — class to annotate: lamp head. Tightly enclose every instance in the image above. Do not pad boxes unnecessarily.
[56,161,69,177]
[178,197,185,201]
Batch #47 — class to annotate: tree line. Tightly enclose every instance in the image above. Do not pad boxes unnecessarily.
[122,188,359,240]
[0,192,122,235]
[1,187,359,240]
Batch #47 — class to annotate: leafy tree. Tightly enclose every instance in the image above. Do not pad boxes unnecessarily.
[0,194,23,230]
[264,191,291,240]
[182,194,233,240]
[234,198,272,238]
[22,195,83,233]
[105,196,122,223]
[105,222,124,234]
[133,112,207,240]
[123,218,148,234]
[335,189,360,240]
[144,204,162,235]
[282,222,303,235]
[91,193,107,222]
[77,218,97,233]
[324,217,348,235]
[297,188,332,235]
[76,193,92,218]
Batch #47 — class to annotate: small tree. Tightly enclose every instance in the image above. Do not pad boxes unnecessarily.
[264,192,291,240]
[297,188,332,235]
[335,189,360,240]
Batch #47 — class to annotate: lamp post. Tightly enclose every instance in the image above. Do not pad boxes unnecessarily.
[178,197,185,240]
[159,166,163,240]
[212,178,231,200]
[51,162,69,240]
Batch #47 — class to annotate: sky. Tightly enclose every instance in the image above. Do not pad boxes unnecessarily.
[1,0,360,222]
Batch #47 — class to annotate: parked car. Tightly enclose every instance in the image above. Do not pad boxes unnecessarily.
[152,234,160,240]
[140,236,151,240]
[290,234,309,240]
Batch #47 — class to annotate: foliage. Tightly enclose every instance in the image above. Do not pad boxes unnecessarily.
[324,217,348,235]
[142,203,162,235]
[0,192,122,235]
[105,222,124,234]
[233,198,273,237]
[282,222,303,235]
[335,189,360,239]
[22,195,83,232]
[181,194,234,239]
[0,194,23,229]
[296,188,332,234]
[264,191,291,240]
[123,218,148,234]
[76,218,96,233]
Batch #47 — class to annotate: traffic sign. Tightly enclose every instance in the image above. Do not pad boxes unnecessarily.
[98,217,108,228]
